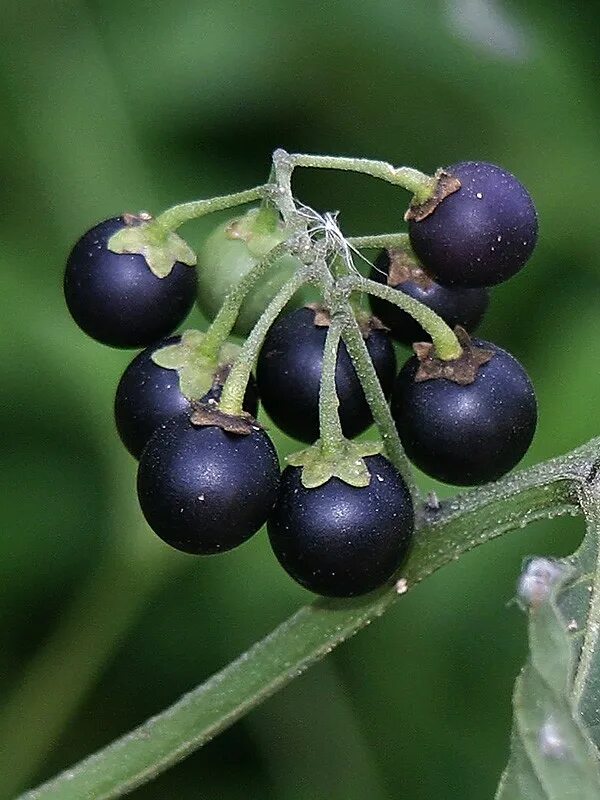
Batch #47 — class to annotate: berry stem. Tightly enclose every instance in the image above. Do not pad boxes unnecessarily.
[345,275,463,361]
[156,185,270,232]
[340,313,417,497]
[347,232,412,251]
[318,314,346,456]
[270,150,304,229]
[276,150,437,205]
[196,241,292,361]
[218,267,317,416]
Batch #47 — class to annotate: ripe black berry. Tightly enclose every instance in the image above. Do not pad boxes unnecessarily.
[114,336,259,459]
[137,416,280,554]
[64,218,197,347]
[391,339,537,485]
[256,306,396,443]
[268,455,414,597]
[408,162,538,288]
[369,249,489,345]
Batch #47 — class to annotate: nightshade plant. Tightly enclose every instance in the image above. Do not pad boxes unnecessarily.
[24,150,600,798]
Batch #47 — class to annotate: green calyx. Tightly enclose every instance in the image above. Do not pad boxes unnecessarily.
[108,213,196,278]
[151,329,241,401]
[287,439,384,489]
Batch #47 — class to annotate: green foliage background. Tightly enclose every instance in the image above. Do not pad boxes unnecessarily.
[1,1,599,797]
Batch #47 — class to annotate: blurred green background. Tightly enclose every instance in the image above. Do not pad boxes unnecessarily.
[1,1,599,797]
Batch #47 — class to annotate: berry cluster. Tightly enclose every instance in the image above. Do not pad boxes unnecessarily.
[64,154,538,598]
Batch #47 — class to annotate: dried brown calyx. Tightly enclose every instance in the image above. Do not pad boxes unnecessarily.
[306,303,387,337]
[413,327,494,385]
[121,211,153,226]
[189,404,261,435]
[385,249,435,291]
[404,169,462,223]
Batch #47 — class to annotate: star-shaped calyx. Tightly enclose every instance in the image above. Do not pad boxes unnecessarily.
[152,330,241,400]
[287,439,383,489]
[413,327,494,385]
[404,169,462,223]
[108,212,196,278]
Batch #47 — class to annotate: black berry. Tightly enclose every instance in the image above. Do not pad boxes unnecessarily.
[114,336,259,459]
[268,455,414,597]
[64,218,197,347]
[137,417,280,554]
[408,162,538,288]
[369,249,489,345]
[256,307,396,443]
[391,339,537,485]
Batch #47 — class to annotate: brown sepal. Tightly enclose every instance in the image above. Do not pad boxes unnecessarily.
[363,315,387,334]
[386,249,435,290]
[122,211,153,226]
[414,327,494,385]
[404,170,462,223]
[306,303,332,328]
[307,302,388,339]
[189,404,261,435]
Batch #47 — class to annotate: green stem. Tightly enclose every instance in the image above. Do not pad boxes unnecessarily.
[347,275,462,361]
[279,151,436,205]
[19,436,600,800]
[341,314,417,496]
[271,150,300,227]
[156,185,269,231]
[197,241,292,360]
[318,315,346,455]
[218,267,316,415]
[347,233,412,251]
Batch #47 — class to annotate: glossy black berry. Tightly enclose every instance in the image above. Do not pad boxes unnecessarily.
[137,417,280,554]
[114,336,259,459]
[256,307,396,443]
[408,162,538,288]
[391,340,537,485]
[268,455,414,597]
[369,249,489,345]
[64,218,197,347]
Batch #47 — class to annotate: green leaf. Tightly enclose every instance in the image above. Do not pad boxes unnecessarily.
[560,478,600,748]
[108,217,196,278]
[496,472,600,800]
[18,437,599,800]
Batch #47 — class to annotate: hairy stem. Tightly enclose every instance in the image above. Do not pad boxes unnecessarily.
[346,275,462,361]
[19,437,600,800]
[218,267,316,415]
[278,151,436,205]
[347,233,412,251]
[341,313,417,496]
[318,315,346,456]
[157,185,269,231]
[197,241,292,360]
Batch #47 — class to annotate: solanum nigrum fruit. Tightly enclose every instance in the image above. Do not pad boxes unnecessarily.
[268,455,414,597]
[137,416,280,554]
[64,218,196,348]
[256,306,396,443]
[391,337,537,485]
[114,336,259,459]
[196,207,313,336]
[408,162,538,288]
[369,249,489,345]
